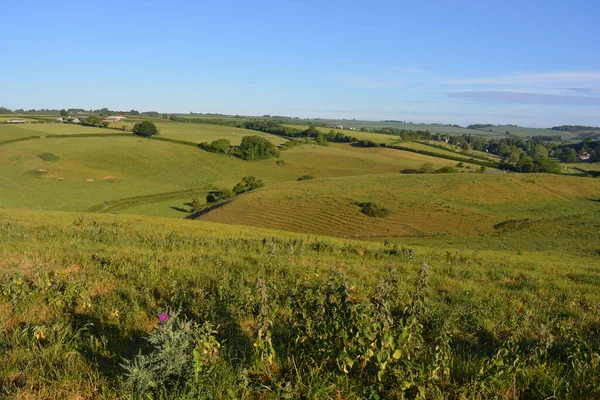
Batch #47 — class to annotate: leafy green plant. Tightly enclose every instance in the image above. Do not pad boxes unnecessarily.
[356,202,391,218]
[233,176,264,195]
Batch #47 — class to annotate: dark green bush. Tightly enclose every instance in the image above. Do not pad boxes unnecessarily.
[297,175,313,181]
[231,136,279,161]
[356,202,391,218]
[232,176,264,195]
[133,121,159,137]
[206,189,233,203]
[435,166,457,174]
[38,152,60,162]
[199,139,231,154]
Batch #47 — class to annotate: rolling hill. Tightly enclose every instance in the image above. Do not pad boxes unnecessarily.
[195,173,600,238]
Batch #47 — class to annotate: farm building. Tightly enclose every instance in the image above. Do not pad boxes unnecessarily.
[71,118,81,124]
[7,119,26,124]
[577,152,590,161]
[104,116,124,122]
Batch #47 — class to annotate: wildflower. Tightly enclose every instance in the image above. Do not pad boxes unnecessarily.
[111,309,120,318]
[158,313,169,323]
[34,330,46,341]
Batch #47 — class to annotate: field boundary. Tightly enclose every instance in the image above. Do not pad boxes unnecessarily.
[85,186,215,214]
[0,135,42,145]
[413,140,497,162]
[45,133,132,139]
[387,143,499,168]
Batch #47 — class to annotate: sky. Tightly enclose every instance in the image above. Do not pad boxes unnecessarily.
[1,0,599,127]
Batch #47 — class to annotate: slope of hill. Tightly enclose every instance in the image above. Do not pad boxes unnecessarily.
[1,208,599,398]
[195,173,600,238]
[0,132,478,215]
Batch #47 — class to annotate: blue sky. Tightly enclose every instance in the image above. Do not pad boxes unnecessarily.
[1,0,599,127]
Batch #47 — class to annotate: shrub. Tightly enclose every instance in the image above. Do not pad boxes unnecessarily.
[435,166,457,174]
[80,115,103,127]
[206,189,233,203]
[400,168,422,174]
[356,202,391,218]
[199,139,231,154]
[122,313,221,396]
[132,121,159,137]
[190,197,202,212]
[232,176,264,195]
[231,136,279,161]
[38,152,60,162]
[297,175,313,181]
[353,139,379,147]
[419,163,436,173]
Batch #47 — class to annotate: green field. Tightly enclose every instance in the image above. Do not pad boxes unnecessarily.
[196,173,600,238]
[479,125,575,139]
[392,141,497,163]
[0,122,122,142]
[571,162,600,171]
[1,118,600,398]
[281,124,402,144]
[419,140,502,160]
[0,134,473,215]
[149,122,286,146]
[1,207,600,398]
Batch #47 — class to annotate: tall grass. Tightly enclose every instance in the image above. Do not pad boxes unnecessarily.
[0,210,599,398]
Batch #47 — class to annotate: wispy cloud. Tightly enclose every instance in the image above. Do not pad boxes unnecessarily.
[449,71,600,86]
[447,91,600,105]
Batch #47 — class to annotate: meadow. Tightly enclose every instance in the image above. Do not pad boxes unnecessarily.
[0,125,474,215]
[144,122,286,146]
[0,208,599,398]
[1,117,600,398]
[196,173,600,238]
[281,124,402,144]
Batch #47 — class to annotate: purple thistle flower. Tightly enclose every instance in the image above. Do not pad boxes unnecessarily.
[159,313,169,323]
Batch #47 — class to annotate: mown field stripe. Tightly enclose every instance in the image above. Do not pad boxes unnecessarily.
[86,186,215,213]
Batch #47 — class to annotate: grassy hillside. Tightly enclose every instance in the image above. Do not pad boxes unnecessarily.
[281,124,401,144]
[153,122,287,146]
[482,125,574,139]
[0,124,109,140]
[0,135,474,215]
[1,209,599,398]
[419,140,502,160]
[196,173,600,238]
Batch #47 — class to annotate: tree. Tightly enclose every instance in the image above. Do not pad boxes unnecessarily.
[419,163,435,174]
[232,176,264,195]
[206,189,232,203]
[517,155,535,173]
[532,145,548,160]
[315,132,328,146]
[132,121,159,137]
[591,147,600,162]
[560,148,577,163]
[81,115,103,127]
[232,136,279,161]
[303,125,320,138]
[60,109,68,117]
[206,139,231,154]
[190,197,202,212]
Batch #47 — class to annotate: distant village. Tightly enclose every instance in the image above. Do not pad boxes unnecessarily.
[5,115,125,124]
